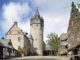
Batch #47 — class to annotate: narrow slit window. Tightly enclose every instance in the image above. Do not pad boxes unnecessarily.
[72,21,75,26]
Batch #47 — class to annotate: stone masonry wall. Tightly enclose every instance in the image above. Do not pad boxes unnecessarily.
[30,24,43,55]
[68,2,80,50]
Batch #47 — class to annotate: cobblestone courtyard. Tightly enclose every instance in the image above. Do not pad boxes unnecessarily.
[10,56,69,60]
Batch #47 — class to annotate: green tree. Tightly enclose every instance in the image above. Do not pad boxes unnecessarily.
[47,32,58,55]
[18,47,26,57]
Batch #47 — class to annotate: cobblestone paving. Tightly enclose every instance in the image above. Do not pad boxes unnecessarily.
[9,56,69,60]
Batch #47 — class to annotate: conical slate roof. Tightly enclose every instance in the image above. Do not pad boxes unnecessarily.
[34,9,40,18]
[30,9,44,26]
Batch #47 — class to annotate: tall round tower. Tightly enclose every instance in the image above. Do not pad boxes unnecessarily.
[30,9,44,55]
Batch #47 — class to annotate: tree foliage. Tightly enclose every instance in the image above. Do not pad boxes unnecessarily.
[18,47,25,53]
[47,32,58,51]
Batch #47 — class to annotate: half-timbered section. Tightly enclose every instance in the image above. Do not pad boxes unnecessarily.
[0,37,21,59]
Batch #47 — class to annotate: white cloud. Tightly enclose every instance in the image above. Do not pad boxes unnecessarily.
[1,0,79,43]
[30,0,71,42]
[43,13,70,42]
[3,2,30,21]
[18,19,30,34]
[1,2,31,33]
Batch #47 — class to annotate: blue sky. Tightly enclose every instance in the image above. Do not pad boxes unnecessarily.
[0,0,80,42]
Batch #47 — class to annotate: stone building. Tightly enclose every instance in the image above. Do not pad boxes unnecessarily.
[6,22,30,56]
[5,9,45,56]
[30,9,44,55]
[58,33,68,55]
[68,2,80,59]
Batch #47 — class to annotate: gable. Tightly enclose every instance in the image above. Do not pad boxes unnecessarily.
[6,23,23,35]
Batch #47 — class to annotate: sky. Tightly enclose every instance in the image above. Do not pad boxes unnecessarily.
[0,0,80,43]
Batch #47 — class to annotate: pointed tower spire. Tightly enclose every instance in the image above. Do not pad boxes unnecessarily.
[34,8,40,18]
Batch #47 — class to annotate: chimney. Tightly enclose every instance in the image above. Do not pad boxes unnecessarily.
[14,22,17,25]
[24,32,28,35]
[21,30,22,32]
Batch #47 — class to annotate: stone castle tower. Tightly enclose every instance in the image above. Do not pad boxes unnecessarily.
[30,9,44,55]
[68,2,80,53]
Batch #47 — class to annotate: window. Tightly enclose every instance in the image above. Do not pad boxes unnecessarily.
[18,37,21,42]
[72,20,75,26]
[36,20,38,22]
[18,31,21,34]
[8,42,12,45]
[3,48,6,52]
